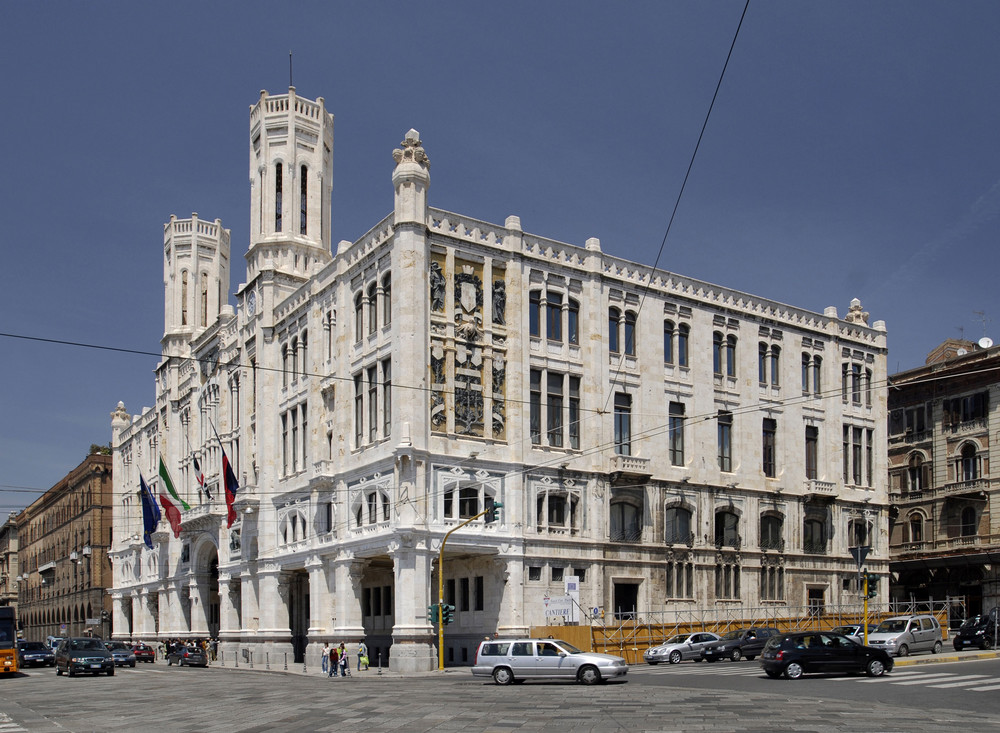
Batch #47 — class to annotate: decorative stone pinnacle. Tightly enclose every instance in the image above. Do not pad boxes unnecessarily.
[392,129,430,169]
[844,298,869,325]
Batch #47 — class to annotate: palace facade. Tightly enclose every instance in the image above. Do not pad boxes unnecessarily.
[110,87,888,672]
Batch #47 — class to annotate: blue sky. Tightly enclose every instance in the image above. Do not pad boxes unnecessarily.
[1,1,998,513]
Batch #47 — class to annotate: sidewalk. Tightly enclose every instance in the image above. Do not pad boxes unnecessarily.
[893,647,1000,667]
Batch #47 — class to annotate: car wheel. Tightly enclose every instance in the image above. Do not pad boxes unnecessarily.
[578,665,601,685]
[668,650,682,665]
[492,667,514,685]
[954,641,963,652]
[784,662,804,680]
[68,667,76,677]
[980,640,991,650]
[730,648,742,662]
[866,659,886,677]
[765,669,782,679]
[56,667,63,676]
[131,662,136,668]
[932,641,942,654]
[896,644,909,658]
[705,658,718,663]
[746,656,756,662]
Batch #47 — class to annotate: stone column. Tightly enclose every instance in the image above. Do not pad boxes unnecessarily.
[307,556,331,636]
[332,553,365,640]
[189,574,210,636]
[257,563,289,639]
[110,592,126,640]
[388,535,436,672]
[240,568,259,634]
[496,552,528,636]
[218,572,239,640]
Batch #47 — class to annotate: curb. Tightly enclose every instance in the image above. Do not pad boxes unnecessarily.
[894,649,1000,667]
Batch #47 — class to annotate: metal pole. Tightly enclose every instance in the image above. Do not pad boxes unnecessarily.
[377,650,382,676]
[438,506,494,670]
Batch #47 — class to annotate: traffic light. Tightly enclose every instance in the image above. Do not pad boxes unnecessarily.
[484,497,503,524]
[441,603,455,625]
[427,604,440,624]
[864,572,878,599]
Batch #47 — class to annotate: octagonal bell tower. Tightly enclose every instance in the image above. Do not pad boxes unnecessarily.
[246,87,334,283]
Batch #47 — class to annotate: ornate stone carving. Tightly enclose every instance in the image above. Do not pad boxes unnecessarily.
[492,280,506,325]
[844,298,869,325]
[429,262,445,312]
[392,129,430,168]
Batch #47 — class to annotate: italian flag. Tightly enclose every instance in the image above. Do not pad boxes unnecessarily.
[159,456,191,510]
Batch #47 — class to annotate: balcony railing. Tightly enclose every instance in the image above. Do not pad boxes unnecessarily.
[759,538,785,552]
[803,541,828,555]
[940,479,988,497]
[610,528,643,543]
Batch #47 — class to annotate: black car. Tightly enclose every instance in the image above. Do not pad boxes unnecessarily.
[166,645,208,667]
[54,637,115,677]
[702,627,780,662]
[17,641,55,667]
[759,631,894,679]
[953,609,998,651]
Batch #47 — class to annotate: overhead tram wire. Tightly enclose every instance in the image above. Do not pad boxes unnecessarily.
[602,0,751,415]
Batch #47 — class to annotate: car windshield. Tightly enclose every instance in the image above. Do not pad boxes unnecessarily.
[21,642,47,651]
[550,641,581,654]
[960,616,984,629]
[830,626,856,635]
[875,619,907,633]
[71,639,105,651]
[663,634,692,645]
[720,630,743,641]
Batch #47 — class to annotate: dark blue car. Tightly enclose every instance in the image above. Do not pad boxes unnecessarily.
[18,641,55,667]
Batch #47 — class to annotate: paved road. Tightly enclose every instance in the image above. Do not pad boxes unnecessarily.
[3,653,1000,732]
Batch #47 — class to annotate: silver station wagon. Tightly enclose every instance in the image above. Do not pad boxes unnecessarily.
[472,638,628,685]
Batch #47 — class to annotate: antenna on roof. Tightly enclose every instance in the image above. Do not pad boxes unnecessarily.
[289,50,293,88]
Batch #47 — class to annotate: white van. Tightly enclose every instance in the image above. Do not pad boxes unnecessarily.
[865,615,942,657]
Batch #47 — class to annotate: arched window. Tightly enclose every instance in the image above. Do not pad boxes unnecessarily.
[960,443,978,481]
[760,514,783,551]
[354,292,364,343]
[290,337,299,382]
[664,506,692,545]
[624,311,636,356]
[300,331,308,380]
[713,332,724,375]
[801,353,810,392]
[726,335,737,377]
[908,453,927,492]
[908,514,923,543]
[181,271,189,326]
[381,274,392,327]
[803,517,826,553]
[714,510,740,548]
[961,506,978,536]
[812,356,822,395]
[609,307,621,354]
[664,321,675,364]
[546,292,563,343]
[300,165,308,235]
[567,299,579,345]
[367,283,378,335]
[281,344,289,389]
[610,500,641,542]
[770,345,780,386]
[529,291,541,337]
[677,323,689,367]
[759,343,769,384]
[275,162,283,232]
[200,275,208,328]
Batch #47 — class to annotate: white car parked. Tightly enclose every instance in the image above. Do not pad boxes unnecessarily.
[643,632,721,665]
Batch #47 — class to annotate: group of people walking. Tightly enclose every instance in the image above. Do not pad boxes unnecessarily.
[322,641,369,677]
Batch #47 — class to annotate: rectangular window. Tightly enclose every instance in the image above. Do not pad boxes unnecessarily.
[529,292,541,338]
[281,413,289,475]
[529,369,542,445]
[300,165,307,235]
[677,325,689,368]
[291,408,299,472]
[725,336,737,378]
[275,163,283,232]
[547,372,564,447]
[573,567,587,583]
[614,393,632,456]
[567,300,579,345]
[805,425,818,480]
[852,427,863,485]
[718,411,733,472]
[851,364,862,404]
[713,333,723,375]
[552,567,564,582]
[382,359,392,438]
[528,566,541,582]
[668,402,685,466]
[801,354,810,393]
[866,428,874,486]
[474,576,484,611]
[568,376,581,450]
[445,578,456,606]
[843,425,850,483]
[459,577,470,612]
[759,343,768,384]
[762,418,777,478]
[546,292,562,343]
[354,373,364,446]
[368,366,378,442]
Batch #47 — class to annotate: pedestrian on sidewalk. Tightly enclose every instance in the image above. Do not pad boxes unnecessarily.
[321,642,330,675]
[328,645,338,678]
[357,640,368,671]
[338,642,350,677]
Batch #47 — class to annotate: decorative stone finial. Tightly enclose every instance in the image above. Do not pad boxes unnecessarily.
[392,129,430,169]
[844,298,869,325]
[111,401,131,428]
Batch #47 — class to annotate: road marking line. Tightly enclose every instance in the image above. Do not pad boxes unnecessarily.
[927,676,991,688]
[890,674,967,686]
[968,683,1000,691]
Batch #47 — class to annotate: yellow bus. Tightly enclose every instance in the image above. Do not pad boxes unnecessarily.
[0,607,17,674]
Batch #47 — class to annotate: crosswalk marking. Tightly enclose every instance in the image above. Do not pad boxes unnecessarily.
[925,675,990,688]
[968,683,1000,692]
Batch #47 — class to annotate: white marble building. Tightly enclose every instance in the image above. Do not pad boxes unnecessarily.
[110,87,889,672]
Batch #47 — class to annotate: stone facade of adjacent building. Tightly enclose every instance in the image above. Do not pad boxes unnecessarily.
[15,453,113,640]
[110,87,889,672]
[888,341,999,616]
